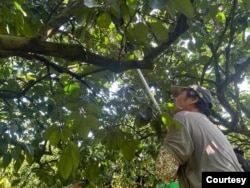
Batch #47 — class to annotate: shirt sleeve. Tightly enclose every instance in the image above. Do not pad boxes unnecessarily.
[155,146,179,184]
[163,112,194,165]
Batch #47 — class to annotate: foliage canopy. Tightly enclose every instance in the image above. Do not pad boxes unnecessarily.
[0,0,250,187]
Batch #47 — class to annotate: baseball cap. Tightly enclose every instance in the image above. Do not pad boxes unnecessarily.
[171,85,213,107]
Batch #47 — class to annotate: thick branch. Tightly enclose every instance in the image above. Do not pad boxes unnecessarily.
[0,34,153,72]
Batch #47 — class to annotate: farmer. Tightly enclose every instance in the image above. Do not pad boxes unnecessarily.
[156,85,243,188]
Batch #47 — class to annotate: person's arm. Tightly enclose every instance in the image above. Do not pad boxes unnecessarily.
[155,146,179,184]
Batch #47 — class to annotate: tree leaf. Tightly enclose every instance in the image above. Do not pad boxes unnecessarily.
[96,13,111,28]
[85,104,102,118]
[44,125,58,140]
[13,1,27,17]
[11,146,22,160]
[128,23,149,44]
[0,139,8,154]
[49,129,61,146]
[150,22,169,41]
[121,143,135,161]
[86,115,99,130]
[61,127,73,142]
[75,120,89,138]
[68,142,80,171]
[3,153,12,168]
[243,0,250,9]
[168,0,194,18]
[64,83,80,96]
[57,153,73,179]
[215,12,226,23]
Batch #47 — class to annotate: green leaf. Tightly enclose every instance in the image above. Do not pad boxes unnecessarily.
[57,153,73,179]
[96,13,111,28]
[128,23,148,44]
[86,115,99,130]
[11,146,22,160]
[14,154,24,172]
[121,143,135,161]
[107,133,119,150]
[85,104,102,118]
[3,153,12,168]
[7,79,21,91]
[13,1,27,17]
[243,0,250,9]
[49,129,61,146]
[68,142,80,170]
[215,12,226,23]
[64,83,80,95]
[61,127,73,142]
[0,140,8,155]
[75,121,89,138]
[44,125,58,140]
[89,163,100,180]
[63,0,69,4]
[168,0,194,18]
[150,22,169,41]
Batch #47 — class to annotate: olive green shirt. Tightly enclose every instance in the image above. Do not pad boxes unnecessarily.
[163,111,243,188]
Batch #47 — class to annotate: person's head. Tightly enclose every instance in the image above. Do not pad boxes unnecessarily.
[171,85,213,116]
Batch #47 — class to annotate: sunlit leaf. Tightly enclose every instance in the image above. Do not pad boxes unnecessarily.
[63,0,69,4]
[96,13,111,28]
[13,1,27,16]
[64,83,80,95]
[215,12,226,23]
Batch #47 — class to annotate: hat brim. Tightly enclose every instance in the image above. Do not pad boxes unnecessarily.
[171,85,188,97]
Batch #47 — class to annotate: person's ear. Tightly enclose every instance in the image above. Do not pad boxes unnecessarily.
[190,97,199,104]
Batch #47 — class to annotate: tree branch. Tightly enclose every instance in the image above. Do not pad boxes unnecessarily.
[0,34,154,72]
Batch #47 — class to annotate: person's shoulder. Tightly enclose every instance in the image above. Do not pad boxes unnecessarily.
[174,111,204,118]
[173,111,209,125]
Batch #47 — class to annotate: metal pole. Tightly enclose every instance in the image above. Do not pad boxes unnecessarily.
[136,69,160,112]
